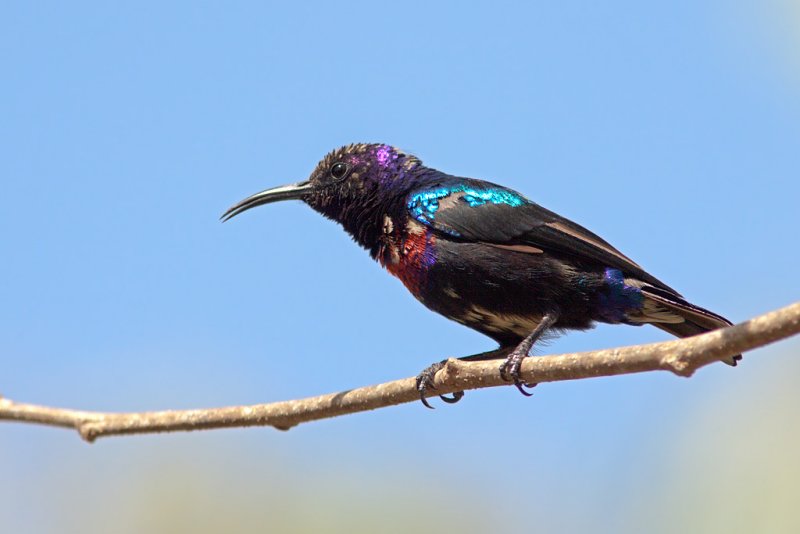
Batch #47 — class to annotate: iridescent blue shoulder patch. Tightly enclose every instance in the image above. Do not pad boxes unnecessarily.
[407,185,524,226]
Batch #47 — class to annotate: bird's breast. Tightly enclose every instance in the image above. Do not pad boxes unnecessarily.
[377,217,436,295]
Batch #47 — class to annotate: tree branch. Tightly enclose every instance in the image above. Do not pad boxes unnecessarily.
[2,302,799,443]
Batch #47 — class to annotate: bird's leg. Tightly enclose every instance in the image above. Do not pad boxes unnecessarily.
[499,312,559,396]
[416,348,511,409]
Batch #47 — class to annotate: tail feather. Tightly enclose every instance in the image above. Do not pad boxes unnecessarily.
[640,285,742,366]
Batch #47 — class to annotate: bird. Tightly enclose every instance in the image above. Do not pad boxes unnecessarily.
[222,143,740,407]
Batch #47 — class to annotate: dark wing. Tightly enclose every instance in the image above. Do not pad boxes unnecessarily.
[406,180,678,293]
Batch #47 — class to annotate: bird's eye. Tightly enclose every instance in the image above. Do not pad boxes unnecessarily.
[330,162,350,181]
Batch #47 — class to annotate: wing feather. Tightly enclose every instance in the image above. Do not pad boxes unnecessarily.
[407,180,677,293]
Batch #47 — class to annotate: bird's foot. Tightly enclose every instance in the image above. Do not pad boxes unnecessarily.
[415,360,465,409]
[499,349,538,397]
[497,312,557,396]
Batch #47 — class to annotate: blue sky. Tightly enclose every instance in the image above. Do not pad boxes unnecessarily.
[2,2,799,533]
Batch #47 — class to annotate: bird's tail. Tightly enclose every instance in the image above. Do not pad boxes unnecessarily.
[638,285,742,366]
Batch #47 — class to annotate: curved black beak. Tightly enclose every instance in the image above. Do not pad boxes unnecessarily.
[221,180,313,222]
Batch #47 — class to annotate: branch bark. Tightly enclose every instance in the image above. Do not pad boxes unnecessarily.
[2,301,799,443]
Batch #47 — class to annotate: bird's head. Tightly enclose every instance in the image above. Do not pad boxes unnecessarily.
[221,143,423,246]
[221,143,422,222]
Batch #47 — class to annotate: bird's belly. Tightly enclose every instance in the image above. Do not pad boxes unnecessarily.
[448,302,543,340]
[412,273,551,344]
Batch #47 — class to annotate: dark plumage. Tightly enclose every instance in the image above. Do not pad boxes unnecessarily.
[222,143,739,406]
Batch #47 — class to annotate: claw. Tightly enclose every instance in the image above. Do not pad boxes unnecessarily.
[513,381,536,397]
[415,360,465,408]
[439,391,464,404]
[420,395,436,410]
[416,361,442,409]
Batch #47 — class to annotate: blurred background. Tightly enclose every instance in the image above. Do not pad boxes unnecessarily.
[2,1,799,532]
